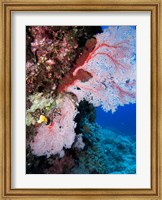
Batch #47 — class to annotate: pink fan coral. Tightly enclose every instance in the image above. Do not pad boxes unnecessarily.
[30,95,78,157]
[61,26,136,112]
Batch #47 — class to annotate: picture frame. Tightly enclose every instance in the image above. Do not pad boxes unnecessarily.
[0,0,161,199]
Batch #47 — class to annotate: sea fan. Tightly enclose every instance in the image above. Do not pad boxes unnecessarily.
[30,95,78,157]
[65,26,136,112]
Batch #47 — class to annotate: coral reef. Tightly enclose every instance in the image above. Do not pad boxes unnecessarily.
[26,26,102,96]
[73,134,85,150]
[44,154,75,174]
[72,118,136,174]
[26,26,136,174]
[26,93,55,126]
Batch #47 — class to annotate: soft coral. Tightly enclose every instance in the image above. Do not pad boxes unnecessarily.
[62,26,136,112]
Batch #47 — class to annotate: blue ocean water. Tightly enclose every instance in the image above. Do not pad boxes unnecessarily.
[96,104,136,136]
[101,26,136,31]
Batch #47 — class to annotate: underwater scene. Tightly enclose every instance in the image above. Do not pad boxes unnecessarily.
[26,26,136,174]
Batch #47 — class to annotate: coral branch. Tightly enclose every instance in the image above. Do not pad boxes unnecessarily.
[63,26,136,112]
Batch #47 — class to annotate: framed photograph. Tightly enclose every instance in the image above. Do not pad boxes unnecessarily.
[0,0,161,199]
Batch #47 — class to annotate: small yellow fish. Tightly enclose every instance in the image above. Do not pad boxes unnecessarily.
[38,115,48,124]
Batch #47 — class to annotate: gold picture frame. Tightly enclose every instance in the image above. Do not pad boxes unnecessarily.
[0,0,161,199]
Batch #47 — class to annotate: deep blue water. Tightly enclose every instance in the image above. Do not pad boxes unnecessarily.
[101,26,136,31]
[96,104,136,136]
